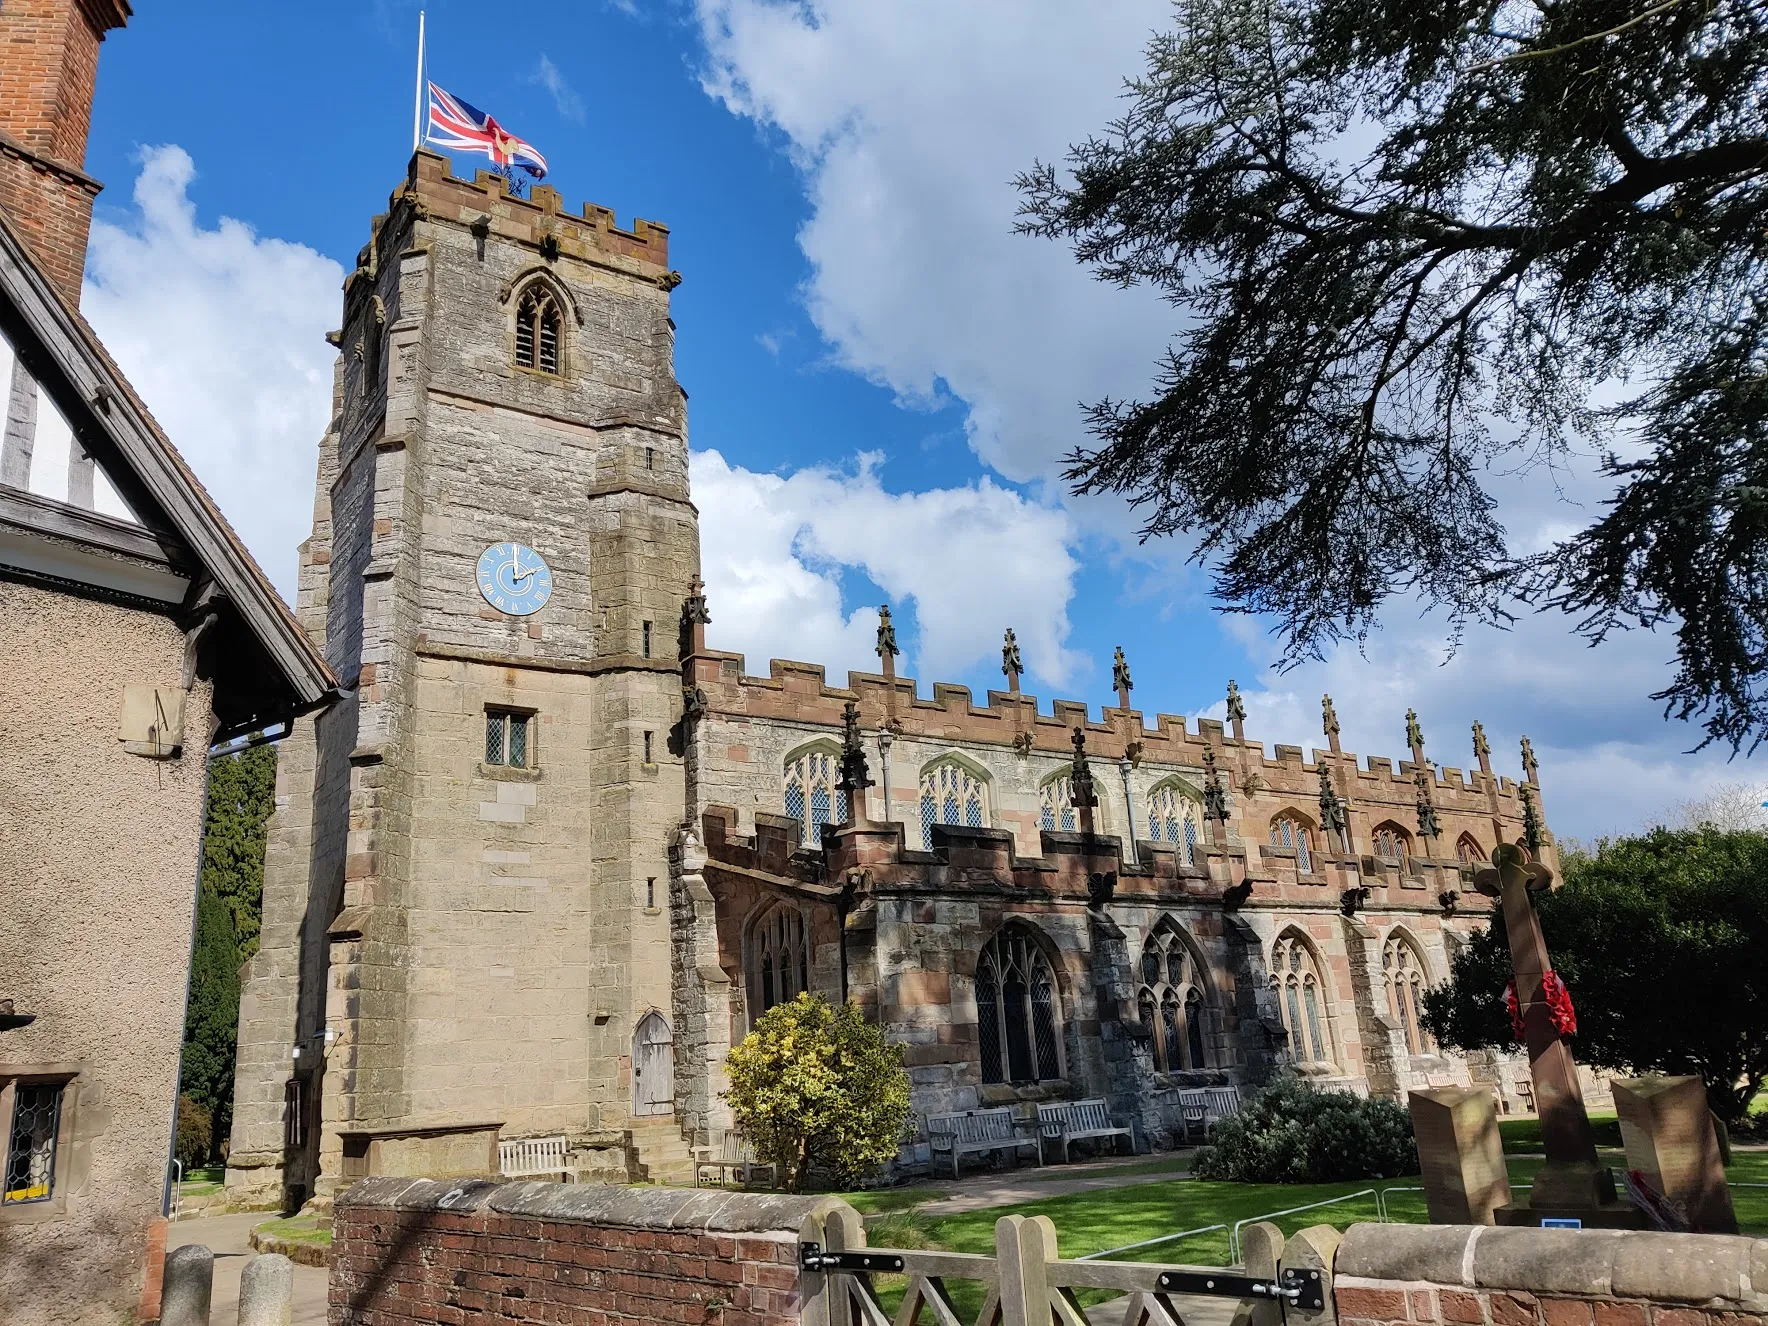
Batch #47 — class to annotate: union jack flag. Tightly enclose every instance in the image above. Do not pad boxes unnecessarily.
[426,82,549,180]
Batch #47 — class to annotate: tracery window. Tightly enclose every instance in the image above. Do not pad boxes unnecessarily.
[975,926,1063,1085]
[1147,781,1203,865]
[747,903,810,1020]
[1373,822,1413,873]
[1383,932,1434,1056]
[1137,919,1210,1071]
[921,760,987,848]
[783,746,848,849]
[1270,813,1315,874]
[1455,834,1485,865]
[514,284,563,374]
[1271,931,1333,1066]
[1038,773,1106,835]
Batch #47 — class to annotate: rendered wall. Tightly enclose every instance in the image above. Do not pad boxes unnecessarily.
[0,582,213,1323]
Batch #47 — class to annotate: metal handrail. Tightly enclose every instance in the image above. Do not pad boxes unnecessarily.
[1077,1223,1228,1261]
[1229,1189,1378,1262]
[168,1159,182,1223]
[1375,1186,1424,1221]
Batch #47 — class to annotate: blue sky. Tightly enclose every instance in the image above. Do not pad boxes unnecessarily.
[75,0,1757,837]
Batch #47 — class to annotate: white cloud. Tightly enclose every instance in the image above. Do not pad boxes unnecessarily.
[693,448,1080,688]
[532,54,586,124]
[81,145,342,601]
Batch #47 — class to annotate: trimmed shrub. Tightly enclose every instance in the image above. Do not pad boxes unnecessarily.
[724,992,912,1191]
[1190,1077,1420,1183]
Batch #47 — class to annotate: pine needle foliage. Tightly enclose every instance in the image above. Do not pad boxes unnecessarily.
[1017,0,1768,748]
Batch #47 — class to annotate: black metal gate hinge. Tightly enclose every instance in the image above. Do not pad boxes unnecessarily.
[799,1242,906,1274]
[1156,1268,1325,1311]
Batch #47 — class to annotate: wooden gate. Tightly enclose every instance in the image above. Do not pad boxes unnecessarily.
[632,1010,674,1117]
[797,1204,1337,1326]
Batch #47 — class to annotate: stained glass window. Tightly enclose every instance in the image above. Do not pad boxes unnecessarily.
[748,904,810,1021]
[920,762,988,848]
[1271,932,1333,1066]
[1384,932,1435,1055]
[976,927,1063,1084]
[1137,918,1212,1072]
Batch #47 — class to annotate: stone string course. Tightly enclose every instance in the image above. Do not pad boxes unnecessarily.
[331,1178,820,1326]
[1333,1224,1768,1326]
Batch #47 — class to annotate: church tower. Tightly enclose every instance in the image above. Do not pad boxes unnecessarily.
[227,152,698,1205]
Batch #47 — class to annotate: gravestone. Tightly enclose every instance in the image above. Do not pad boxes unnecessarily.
[1408,1086,1512,1225]
[1613,1075,1737,1233]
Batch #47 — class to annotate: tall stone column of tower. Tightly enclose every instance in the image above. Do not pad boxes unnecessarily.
[227,152,698,1205]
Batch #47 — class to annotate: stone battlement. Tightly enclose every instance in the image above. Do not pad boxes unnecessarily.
[391,149,672,273]
[690,648,1535,806]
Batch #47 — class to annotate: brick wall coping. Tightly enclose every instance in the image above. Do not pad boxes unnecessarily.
[1336,1223,1768,1310]
[336,1176,830,1234]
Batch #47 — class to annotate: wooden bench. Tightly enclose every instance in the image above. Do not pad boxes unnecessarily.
[1203,1085,1242,1127]
[695,1130,777,1188]
[498,1134,573,1182]
[926,1108,1027,1179]
[1037,1099,1135,1163]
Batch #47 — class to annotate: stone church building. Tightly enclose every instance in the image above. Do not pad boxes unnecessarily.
[227,152,1555,1207]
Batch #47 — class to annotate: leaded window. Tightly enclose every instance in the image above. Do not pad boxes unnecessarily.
[485,710,532,768]
[1137,919,1211,1072]
[1271,932,1333,1066]
[1147,782,1203,864]
[1456,834,1485,865]
[1271,814,1314,873]
[920,761,987,848]
[748,904,810,1020]
[515,285,562,374]
[1374,823,1413,873]
[784,747,848,849]
[3,1082,63,1205]
[1384,932,1434,1056]
[1039,774,1103,833]
[976,928,1062,1084]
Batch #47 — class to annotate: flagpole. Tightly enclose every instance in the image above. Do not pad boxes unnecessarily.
[411,9,426,154]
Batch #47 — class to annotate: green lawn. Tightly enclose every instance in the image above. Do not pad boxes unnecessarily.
[254,1214,332,1248]
[1499,1110,1624,1152]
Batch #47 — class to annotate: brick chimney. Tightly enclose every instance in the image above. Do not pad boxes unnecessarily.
[0,0,132,304]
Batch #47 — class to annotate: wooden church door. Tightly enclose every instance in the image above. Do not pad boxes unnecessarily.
[632,1011,674,1116]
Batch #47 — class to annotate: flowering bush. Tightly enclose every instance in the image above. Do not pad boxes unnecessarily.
[724,993,913,1191]
[1190,1077,1419,1183]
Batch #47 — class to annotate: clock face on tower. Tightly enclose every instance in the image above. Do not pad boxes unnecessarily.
[476,542,554,616]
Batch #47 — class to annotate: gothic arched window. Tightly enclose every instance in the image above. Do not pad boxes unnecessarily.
[748,903,810,1020]
[1271,930,1334,1066]
[1455,833,1486,865]
[1373,822,1414,873]
[1138,919,1211,1071]
[1039,773,1105,834]
[783,745,848,849]
[1383,931,1434,1056]
[920,760,988,848]
[1270,813,1316,874]
[515,284,563,374]
[1147,781,1203,865]
[975,926,1063,1085]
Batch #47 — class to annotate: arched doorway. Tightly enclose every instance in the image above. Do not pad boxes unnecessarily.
[632,1011,674,1117]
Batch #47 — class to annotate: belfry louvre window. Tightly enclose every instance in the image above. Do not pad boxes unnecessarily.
[975,927,1063,1085]
[1384,933,1434,1056]
[1271,932,1333,1066]
[1270,814,1315,873]
[485,710,533,768]
[515,286,562,374]
[1138,920,1210,1072]
[1147,782,1202,863]
[3,1081,64,1205]
[920,761,987,848]
[749,903,810,1018]
[783,747,847,848]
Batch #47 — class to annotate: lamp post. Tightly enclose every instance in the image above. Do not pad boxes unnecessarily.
[1118,755,1138,866]
[877,728,894,826]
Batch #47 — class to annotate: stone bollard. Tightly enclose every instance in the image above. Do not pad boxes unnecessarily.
[239,1252,295,1326]
[159,1243,214,1326]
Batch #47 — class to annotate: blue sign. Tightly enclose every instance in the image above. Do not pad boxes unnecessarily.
[1540,1218,1582,1229]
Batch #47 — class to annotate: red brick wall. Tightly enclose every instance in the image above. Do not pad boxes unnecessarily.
[331,1177,822,1326]
[1333,1224,1768,1326]
[0,0,129,303]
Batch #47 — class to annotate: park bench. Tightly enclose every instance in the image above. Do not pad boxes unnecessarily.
[1203,1085,1242,1126]
[1037,1099,1135,1163]
[927,1107,1027,1178]
[695,1129,777,1188]
[499,1134,574,1182]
